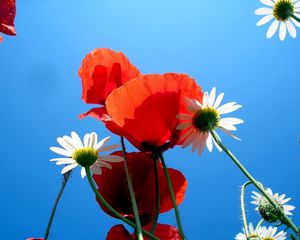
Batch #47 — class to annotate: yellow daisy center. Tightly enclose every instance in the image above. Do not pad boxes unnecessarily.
[192,107,220,132]
[72,147,98,167]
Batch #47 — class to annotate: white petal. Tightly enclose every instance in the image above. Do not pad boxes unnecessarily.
[281,197,291,204]
[56,159,76,165]
[185,97,201,112]
[219,126,241,140]
[176,113,193,120]
[255,7,273,15]
[259,0,275,6]
[50,147,72,157]
[182,131,198,148]
[179,128,195,142]
[213,92,224,109]
[295,1,300,7]
[56,137,74,152]
[219,122,237,131]
[91,165,102,175]
[218,104,242,115]
[61,163,78,174]
[192,134,204,152]
[84,133,90,147]
[81,167,86,178]
[286,20,297,38]
[98,144,120,153]
[208,87,216,107]
[279,22,287,41]
[50,157,72,162]
[71,131,83,148]
[197,133,208,155]
[220,117,244,125]
[256,14,274,26]
[95,136,110,151]
[267,20,279,38]
[202,92,209,107]
[100,155,124,162]
[90,132,98,148]
[206,133,213,152]
[62,136,78,150]
[176,122,192,130]
[95,160,112,169]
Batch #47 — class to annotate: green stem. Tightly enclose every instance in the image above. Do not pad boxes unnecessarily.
[150,158,160,237]
[290,13,300,23]
[209,129,300,237]
[255,219,264,232]
[159,152,186,240]
[120,137,144,240]
[241,181,252,240]
[84,167,159,240]
[44,170,72,240]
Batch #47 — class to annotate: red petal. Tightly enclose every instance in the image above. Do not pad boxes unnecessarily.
[105,73,203,151]
[93,152,187,226]
[79,48,140,105]
[106,225,133,240]
[0,0,16,36]
[141,224,181,240]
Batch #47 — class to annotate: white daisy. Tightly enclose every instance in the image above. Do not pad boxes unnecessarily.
[235,223,263,240]
[251,188,295,222]
[176,87,243,154]
[255,0,300,41]
[50,131,123,178]
[260,226,287,240]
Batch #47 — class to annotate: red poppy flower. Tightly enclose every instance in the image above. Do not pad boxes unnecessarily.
[106,224,181,240]
[93,152,187,226]
[101,73,203,152]
[0,0,16,36]
[79,48,141,116]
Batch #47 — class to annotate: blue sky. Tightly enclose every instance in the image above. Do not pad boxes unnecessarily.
[1,0,299,239]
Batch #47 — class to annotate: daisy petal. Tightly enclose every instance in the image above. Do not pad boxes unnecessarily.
[267,20,279,38]
[98,144,120,153]
[81,167,86,178]
[279,22,287,41]
[218,104,242,115]
[71,131,84,148]
[100,155,124,162]
[50,147,72,157]
[256,14,274,26]
[95,136,110,151]
[176,122,192,130]
[50,157,72,162]
[286,20,297,38]
[259,0,275,6]
[208,87,216,107]
[255,7,273,15]
[176,113,193,120]
[220,117,244,125]
[56,159,76,165]
[213,92,224,109]
[206,133,213,152]
[61,163,78,174]
[291,18,300,28]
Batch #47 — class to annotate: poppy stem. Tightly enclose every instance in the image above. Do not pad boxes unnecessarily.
[159,152,187,240]
[209,129,300,237]
[240,181,252,240]
[120,136,144,240]
[44,170,72,240]
[84,166,159,240]
[150,158,160,237]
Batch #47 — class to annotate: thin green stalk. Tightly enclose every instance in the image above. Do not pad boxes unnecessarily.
[255,219,264,232]
[150,158,160,237]
[209,129,300,237]
[44,170,72,240]
[241,181,252,240]
[120,137,144,240]
[159,152,186,240]
[84,167,159,240]
[290,13,300,23]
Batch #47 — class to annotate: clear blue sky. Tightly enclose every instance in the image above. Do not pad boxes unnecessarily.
[1,0,299,239]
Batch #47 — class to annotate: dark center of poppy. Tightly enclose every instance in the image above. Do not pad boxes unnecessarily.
[273,0,294,21]
[72,147,98,167]
[192,107,220,132]
[258,197,283,223]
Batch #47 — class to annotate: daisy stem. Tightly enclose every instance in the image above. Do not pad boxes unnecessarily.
[84,166,159,240]
[44,170,72,240]
[150,158,160,237]
[241,181,252,240]
[209,129,300,237]
[290,14,300,23]
[159,152,186,240]
[120,136,144,240]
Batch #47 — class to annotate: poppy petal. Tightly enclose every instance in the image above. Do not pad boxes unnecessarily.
[0,0,16,36]
[106,225,133,240]
[93,152,187,226]
[79,48,140,105]
[105,73,203,152]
